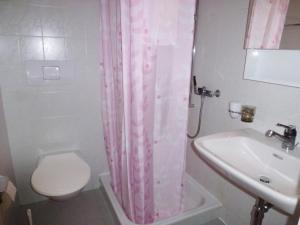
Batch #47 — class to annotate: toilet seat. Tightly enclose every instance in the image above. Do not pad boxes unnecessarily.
[31,152,91,198]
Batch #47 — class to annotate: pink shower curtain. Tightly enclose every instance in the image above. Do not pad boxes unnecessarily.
[245,0,290,49]
[100,0,195,223]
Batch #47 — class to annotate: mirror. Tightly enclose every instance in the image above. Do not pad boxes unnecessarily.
[245,0,300,50]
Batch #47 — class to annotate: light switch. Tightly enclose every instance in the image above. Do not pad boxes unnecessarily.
[43,66,60,80]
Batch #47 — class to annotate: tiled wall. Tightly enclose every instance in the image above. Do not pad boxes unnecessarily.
[0,0,108,204]
[187,0,300,225]
[0,89,19,225]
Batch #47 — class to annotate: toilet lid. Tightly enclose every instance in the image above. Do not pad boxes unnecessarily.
[31,153,91,197]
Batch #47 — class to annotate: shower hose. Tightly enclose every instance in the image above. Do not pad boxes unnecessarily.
[187,94,206,139]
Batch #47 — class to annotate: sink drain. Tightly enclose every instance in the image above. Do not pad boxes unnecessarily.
[259,176,270,184]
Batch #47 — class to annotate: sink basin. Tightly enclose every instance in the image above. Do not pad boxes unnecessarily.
[193,128,300,214]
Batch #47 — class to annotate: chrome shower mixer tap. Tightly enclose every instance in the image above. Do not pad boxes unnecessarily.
[192,76,220,98]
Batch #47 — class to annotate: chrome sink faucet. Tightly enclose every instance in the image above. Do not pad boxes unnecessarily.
[265,123,298,150]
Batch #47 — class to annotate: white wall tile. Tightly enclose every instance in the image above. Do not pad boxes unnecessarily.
[33,116,80,152]
[28,0,68,8]
[65,38,87,62]
[0,65,26,89]
[43,37,66,60]
[0,36,21,64]
[41,7,66,37]
[0,89,19,224]
[64,7,87,38]
[18,5,42,36]
[0,0,107,204]
[0,1,21,35]
[20,37,44,60]
[36,90,77,117]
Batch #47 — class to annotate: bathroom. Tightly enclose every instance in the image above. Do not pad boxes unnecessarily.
[0,0,300,225]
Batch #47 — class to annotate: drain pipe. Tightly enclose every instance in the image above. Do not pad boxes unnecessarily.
[250,198,272,225]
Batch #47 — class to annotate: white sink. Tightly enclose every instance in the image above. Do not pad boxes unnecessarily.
[193,128,300,214]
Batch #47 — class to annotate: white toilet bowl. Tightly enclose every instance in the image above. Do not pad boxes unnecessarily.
[31,152,91,200]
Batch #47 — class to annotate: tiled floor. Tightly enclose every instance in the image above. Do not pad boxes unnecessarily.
[18,188,225,225]
[205,219,226,225]
[18,188,116,225]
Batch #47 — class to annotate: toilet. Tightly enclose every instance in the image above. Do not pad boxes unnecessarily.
[31,152,91,201]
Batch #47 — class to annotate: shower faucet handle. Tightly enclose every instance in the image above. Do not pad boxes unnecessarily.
[191,76,221,98]
[193,76,198,93]
[214,90,221,97]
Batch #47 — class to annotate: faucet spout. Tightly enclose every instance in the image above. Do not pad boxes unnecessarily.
[265,130,286,141]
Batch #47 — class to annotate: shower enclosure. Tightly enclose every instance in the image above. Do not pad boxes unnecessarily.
[99,0,221,224]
